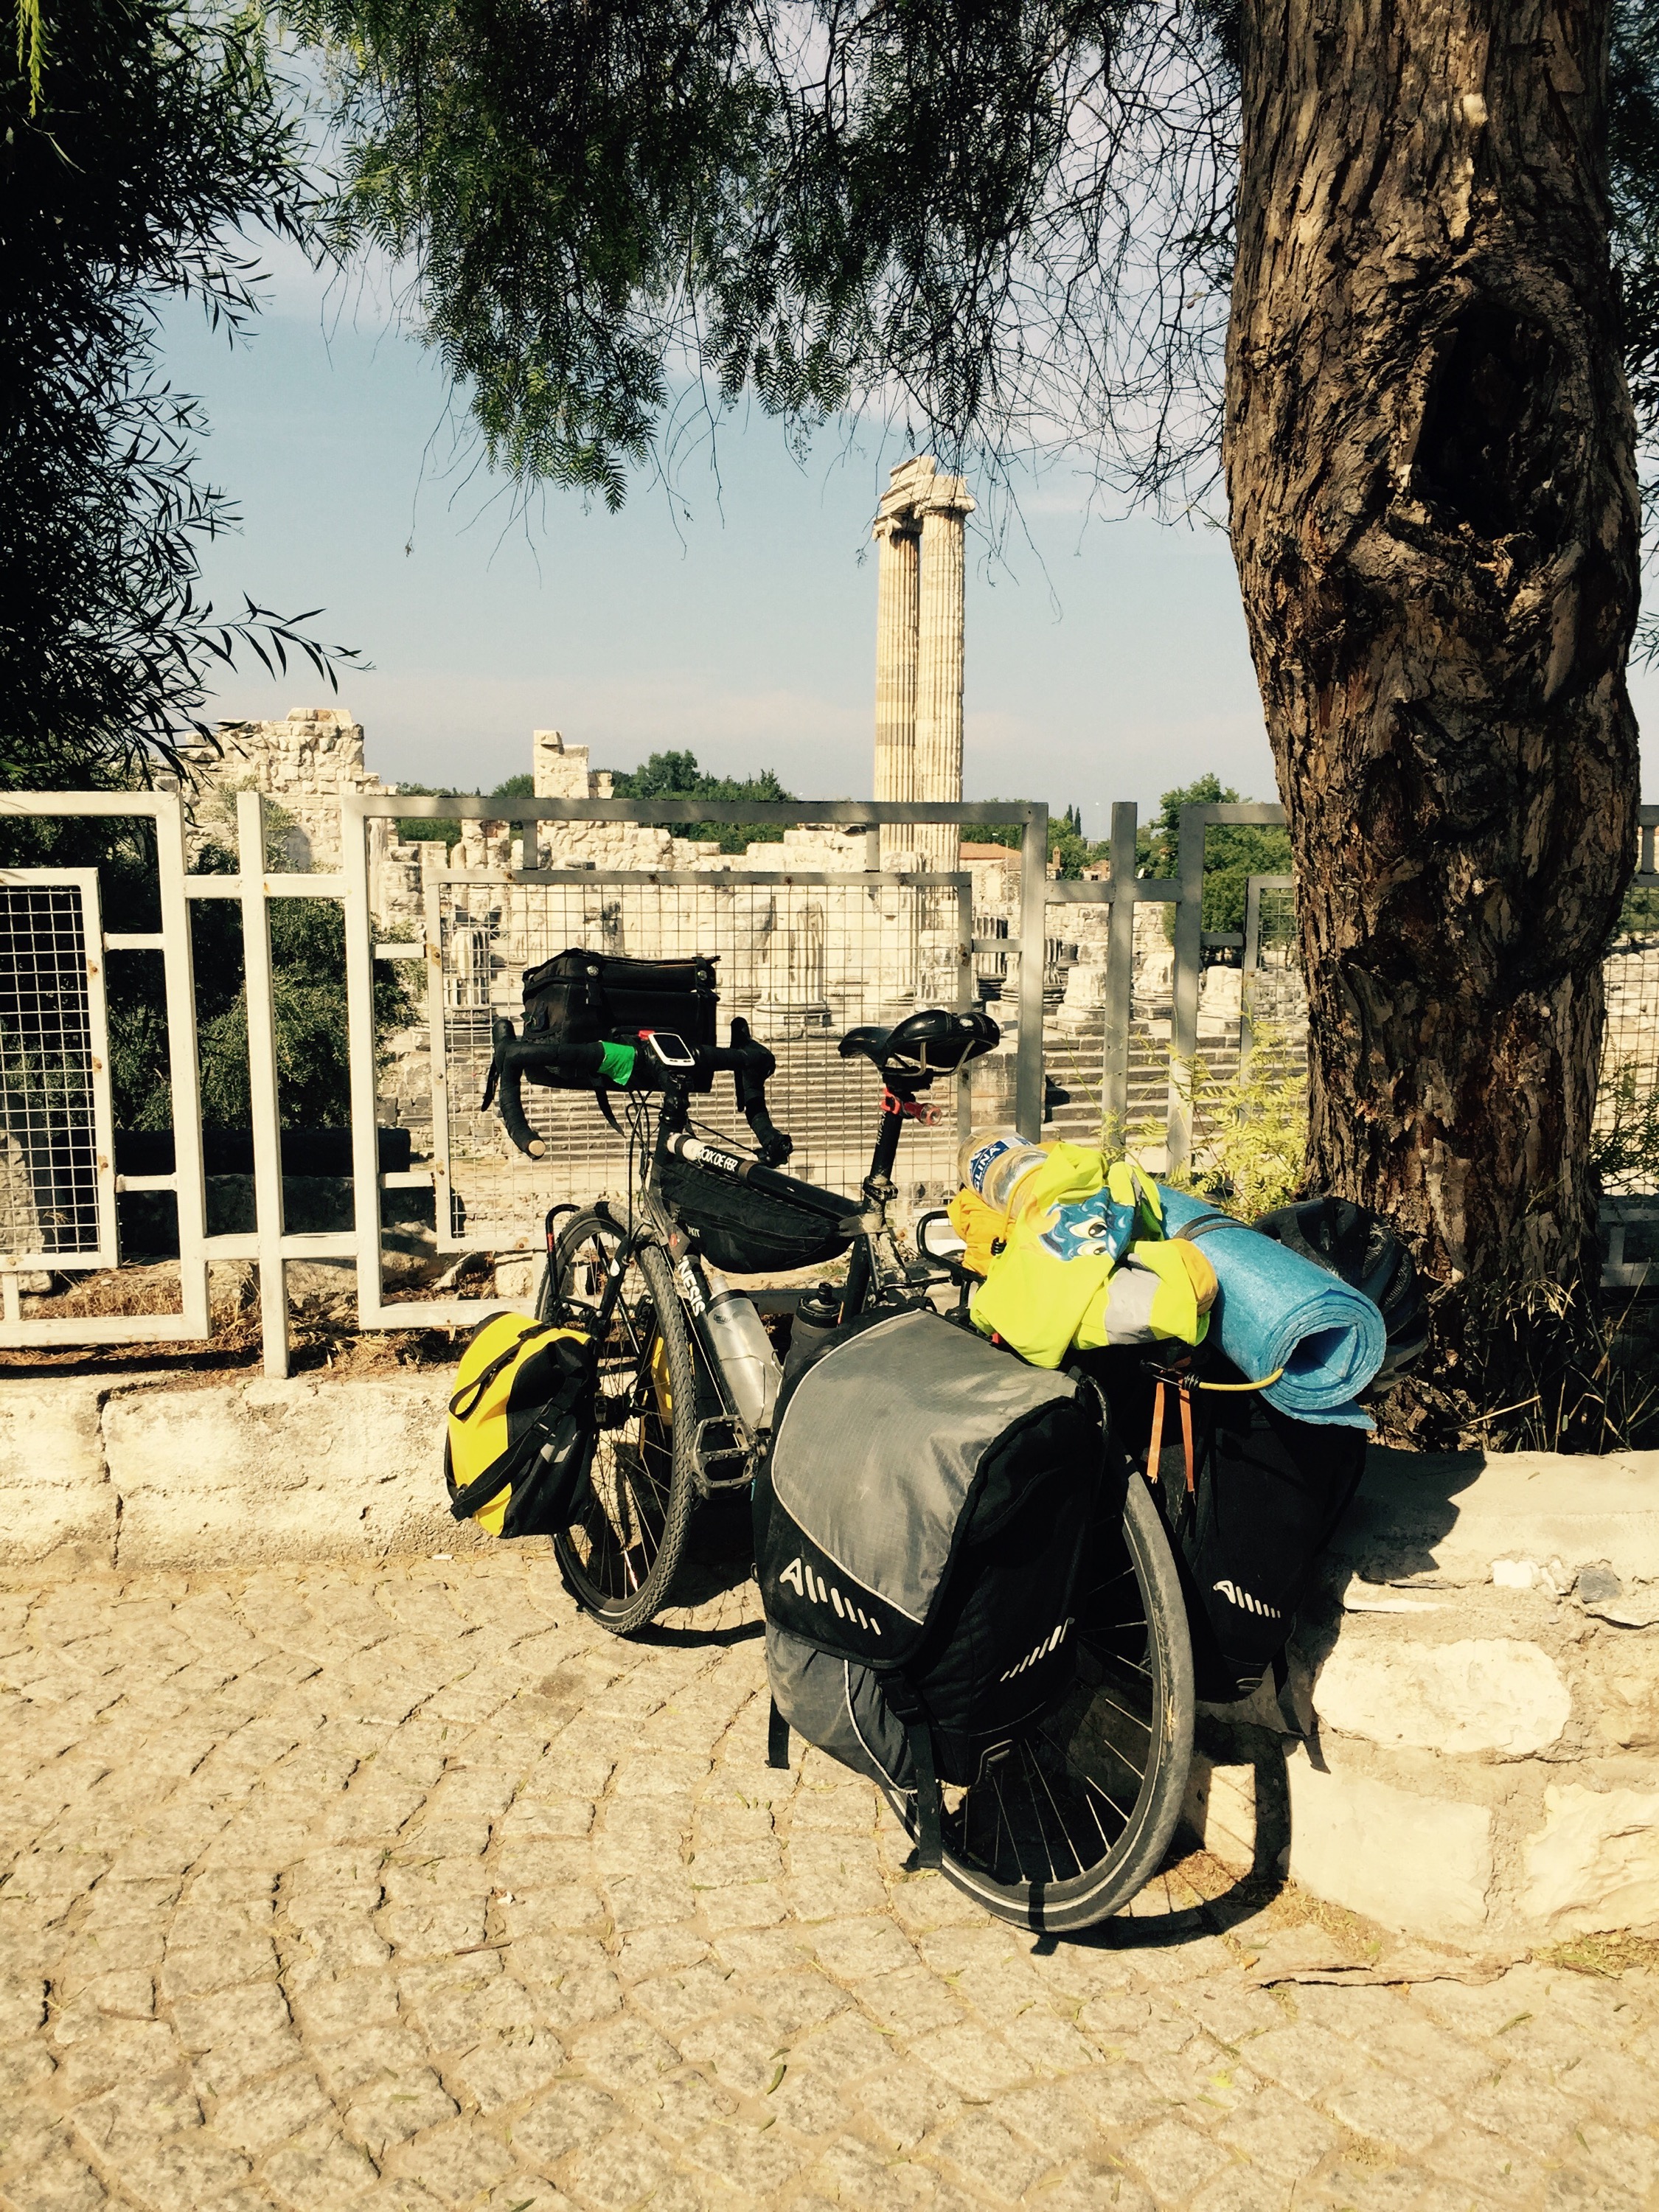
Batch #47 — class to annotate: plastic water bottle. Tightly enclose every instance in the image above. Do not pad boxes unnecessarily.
[700,1270,782,1436]
[959,1127,1048,1216]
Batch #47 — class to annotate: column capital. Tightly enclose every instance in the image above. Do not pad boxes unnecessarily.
[920,474,975,519]
[871,512,921,545]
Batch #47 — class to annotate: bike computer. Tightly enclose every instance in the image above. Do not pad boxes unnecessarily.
[640,1030,698,1071]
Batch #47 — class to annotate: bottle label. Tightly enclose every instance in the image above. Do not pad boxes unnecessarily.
[966,1136,1020,1193]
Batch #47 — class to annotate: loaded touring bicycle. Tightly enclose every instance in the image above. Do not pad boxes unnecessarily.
[478,955,1198,1930]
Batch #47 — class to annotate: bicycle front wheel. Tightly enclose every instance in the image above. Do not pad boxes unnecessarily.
[538,1212,699,1634]
[883,1453,1194,1931]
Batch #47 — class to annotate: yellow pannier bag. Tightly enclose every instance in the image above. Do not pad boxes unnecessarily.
[445,1314,598,1538]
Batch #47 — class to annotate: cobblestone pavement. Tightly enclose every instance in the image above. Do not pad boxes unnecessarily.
[4,1550,1658,2212]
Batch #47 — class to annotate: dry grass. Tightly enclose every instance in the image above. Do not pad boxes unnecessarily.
[1532,1930,1659,1978]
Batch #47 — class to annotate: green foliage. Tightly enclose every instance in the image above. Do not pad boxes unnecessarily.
[288,0,1659,574]
[1141,773,1291,939]
[189,896,414,1129]
[1,0,358,786]
[1126,1028,1309,1221]
[491,773,535,799]
[605,749,795,852]
[0,808,411,1135]
[1618,881,1659,938]
[1590,1059,1659,1197]
[393,782,467,845]
[107,825,414,1131]
[286,0,1243,509]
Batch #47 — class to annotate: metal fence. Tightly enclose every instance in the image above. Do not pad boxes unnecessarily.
[7,787,1659,1371]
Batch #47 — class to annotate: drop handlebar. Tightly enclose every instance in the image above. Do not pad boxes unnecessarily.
[481,1015,793,1166]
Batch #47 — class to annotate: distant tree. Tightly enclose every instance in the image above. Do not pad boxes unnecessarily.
[606,750,796,851]
[1141,774,1293,939]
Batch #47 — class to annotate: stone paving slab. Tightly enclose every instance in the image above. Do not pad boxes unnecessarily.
[2,1551,1657,2212]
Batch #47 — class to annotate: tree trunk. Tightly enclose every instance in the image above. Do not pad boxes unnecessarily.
[1225,0,1642,1423]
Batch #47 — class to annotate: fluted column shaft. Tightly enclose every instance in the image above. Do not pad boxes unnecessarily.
[914,502,967,876]
[873,521,919,866]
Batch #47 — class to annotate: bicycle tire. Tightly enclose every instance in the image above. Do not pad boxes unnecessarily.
[880,1452,1194,1931]
[538,1213,699,1635]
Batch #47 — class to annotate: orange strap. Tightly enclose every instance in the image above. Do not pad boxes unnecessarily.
[1145,1376,1198,1494]
[1145,1380,1166,1485]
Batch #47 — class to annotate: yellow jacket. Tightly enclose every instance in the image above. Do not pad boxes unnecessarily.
[964,1147,1214,1369]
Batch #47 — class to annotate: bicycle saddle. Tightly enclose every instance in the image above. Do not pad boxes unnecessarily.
[838,1006,1001,1078]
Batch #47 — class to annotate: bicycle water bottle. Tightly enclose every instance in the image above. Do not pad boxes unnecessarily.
[959,1127,1048,1217]
[700,1270,782,1436]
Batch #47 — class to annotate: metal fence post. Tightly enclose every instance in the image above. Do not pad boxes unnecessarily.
[153,792,212,1335]
[340,800,386,1325]
[1102,802,1138,1143]
[956,874,975,1147]
[237,792,289,1377]
[1017,806,1048,1139]
[1240,873,1263,1082]
[1168,805,1206,1171]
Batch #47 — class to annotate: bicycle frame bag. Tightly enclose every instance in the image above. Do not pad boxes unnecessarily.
[519,949,718,1093]
[658,1150,851,1276]
[445,1314,599,1539]
[754,1309,1102,1864]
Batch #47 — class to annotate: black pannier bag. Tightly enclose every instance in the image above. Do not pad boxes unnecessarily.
[1085,1350,1365,1703]
[754,1310,1102,1863]
[658,1150,851,1276]
[1179,1394,1367,1702]
[519,949,719,1092]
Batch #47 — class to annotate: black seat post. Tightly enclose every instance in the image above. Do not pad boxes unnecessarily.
[866,1087,911,1196]
[838,1082,917,1325]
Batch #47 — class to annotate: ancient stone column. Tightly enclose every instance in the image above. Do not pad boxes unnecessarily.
[873,518,919,866]
[913,474,974,874]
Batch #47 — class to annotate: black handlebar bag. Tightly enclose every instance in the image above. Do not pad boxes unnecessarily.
[519,949,719,1093]
[754,1310,1102,1864]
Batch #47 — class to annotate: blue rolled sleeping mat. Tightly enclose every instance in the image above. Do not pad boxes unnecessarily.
[1157,1186,1387,1427]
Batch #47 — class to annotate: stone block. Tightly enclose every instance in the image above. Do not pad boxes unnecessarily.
[105,1375,472,1567]
[1338,1449,1659,1589]
[1581,1637,1659,1747]
[1312,1635,1570,1757]
[1180,1756,1282,1873]
[1284,1749,1492,1933]
[1521,1783,1659,1931]
[0,1380,114,1565]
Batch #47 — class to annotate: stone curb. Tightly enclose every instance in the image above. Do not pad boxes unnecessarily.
[1185,1445,1659,1948]
[0,1371,495,1572]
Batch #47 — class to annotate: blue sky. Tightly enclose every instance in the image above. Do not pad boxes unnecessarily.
[162,248,1655,830]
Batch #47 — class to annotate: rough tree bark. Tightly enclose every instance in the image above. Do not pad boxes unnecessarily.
[1225,0,1643,1416]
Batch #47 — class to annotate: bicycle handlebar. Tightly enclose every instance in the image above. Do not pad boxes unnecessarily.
[483,1018,793,1166]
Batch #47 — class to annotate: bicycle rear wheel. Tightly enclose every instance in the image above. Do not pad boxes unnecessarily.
[883,1453,1194,1931]
[538,1212,699,1634]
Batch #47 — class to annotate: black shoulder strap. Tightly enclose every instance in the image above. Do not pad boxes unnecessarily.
[448,1399,590,1523]
[448,1324,551,1420]
[880,1673,942,1870]
[767,1699,790,1770]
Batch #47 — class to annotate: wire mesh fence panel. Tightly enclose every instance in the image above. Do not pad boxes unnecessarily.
[430,869,1015,1249]
[1597,925,1659,1194]
[0,877,114,1267]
